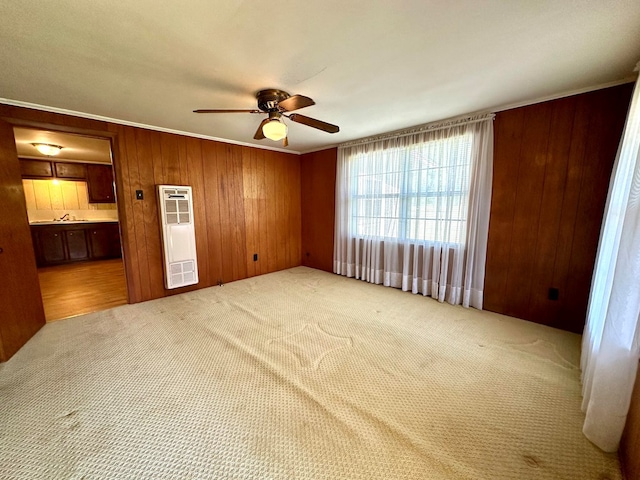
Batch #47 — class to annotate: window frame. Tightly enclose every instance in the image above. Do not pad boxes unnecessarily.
[348,133,473,244]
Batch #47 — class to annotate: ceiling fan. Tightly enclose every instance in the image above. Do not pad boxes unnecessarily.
[194,89,339,147]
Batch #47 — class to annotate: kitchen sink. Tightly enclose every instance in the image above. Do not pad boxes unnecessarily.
[30,219,99,225]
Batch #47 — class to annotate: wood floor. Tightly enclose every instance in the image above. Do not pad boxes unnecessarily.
[38,259,128,322]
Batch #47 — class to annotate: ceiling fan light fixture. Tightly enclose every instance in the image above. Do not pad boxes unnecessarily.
[32,143,63,156]
[262,119,287,141]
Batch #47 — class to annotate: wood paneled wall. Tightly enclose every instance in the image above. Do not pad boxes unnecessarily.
[1,104,302,306]
[0,119,46,361]
[108,125,301,302]
[300,148,337,272]
[621,364,640,479]
[0,83,632,331]
[484,84,633,333]
[295,84,633,333]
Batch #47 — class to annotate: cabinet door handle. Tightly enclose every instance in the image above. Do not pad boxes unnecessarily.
[0,247,3,254]
[54,233,58,237]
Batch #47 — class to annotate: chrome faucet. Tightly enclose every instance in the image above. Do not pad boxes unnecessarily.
[59,213,70,221]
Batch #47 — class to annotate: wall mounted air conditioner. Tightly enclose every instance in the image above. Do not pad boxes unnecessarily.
[157,185,199,289]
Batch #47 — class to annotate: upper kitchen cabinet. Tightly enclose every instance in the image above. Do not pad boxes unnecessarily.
[86,164,115,203]
[20,159,88,179]
[20,159,53,178]
[54,162,87,179]
[19,159,115,204]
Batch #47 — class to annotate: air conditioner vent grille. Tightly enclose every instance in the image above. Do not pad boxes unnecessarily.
[158,185,198,289]
[163,195,191,225]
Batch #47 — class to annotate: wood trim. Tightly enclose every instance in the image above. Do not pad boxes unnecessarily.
[2,118,116,140]
[0,99,293,154]
[0,119,46,361]
[0,105,111,136]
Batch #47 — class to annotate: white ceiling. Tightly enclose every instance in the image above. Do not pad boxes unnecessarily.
[13,127,112,163]
[1,1,639,154]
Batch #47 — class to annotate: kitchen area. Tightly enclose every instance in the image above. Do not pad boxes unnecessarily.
[15,127,127,321]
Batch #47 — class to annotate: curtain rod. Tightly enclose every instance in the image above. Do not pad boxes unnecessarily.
[339,112,495,149]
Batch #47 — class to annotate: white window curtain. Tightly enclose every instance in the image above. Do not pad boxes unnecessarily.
[334,114,493,309]
[582,66,640,452]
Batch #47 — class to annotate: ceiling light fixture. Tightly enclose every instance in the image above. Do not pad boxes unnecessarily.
[32,143,63,156]
[262,115,288,141]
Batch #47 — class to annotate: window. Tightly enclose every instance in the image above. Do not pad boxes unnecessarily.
[349,133,473,244]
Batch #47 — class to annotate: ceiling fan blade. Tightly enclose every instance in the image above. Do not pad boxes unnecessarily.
[278,95,315,112]
[253,118,269,140]
[283,137,289,148]
[288,114,339,133]
[193,109,262,114]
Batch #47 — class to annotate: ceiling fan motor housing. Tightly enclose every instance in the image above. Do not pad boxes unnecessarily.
[257,89,290,112]
[194,89,339,141]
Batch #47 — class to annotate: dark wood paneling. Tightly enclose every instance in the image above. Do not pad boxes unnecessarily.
[112,126,301,300]
[266,151,278,273]
[285,87,631,330]
[112,127,300,300]
[242,147,258,278]
[186,137,211,285]
[483,109,525,314]
[501,102,552,319]
[525,99,576,323]
[114,125,144,302]
[0,119,46,361]
[484,84,633,332]
[256,148,269,276]
[1,104,303,313]
[621,364,640,480]
[202,140,224,285]
[300,148,337,272]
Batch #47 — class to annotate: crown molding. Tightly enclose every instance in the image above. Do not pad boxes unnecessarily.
[0,98,299,155]
[491,76,637,114]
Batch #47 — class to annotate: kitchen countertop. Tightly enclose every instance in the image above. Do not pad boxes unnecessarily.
[29,220,118,226]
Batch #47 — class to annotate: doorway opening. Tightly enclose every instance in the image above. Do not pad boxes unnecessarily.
[14,127,128,322]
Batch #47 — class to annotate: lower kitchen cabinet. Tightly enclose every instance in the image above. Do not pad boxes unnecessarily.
[31,222,121,267]
[88,223,121,259]
[66,229,89,261]
[36,228,66,264]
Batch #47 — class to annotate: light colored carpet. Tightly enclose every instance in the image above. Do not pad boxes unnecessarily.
[0,267,621,479]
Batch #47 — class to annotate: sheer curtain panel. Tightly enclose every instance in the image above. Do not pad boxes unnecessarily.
[334,114,494,309]
[581,66,640,452]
